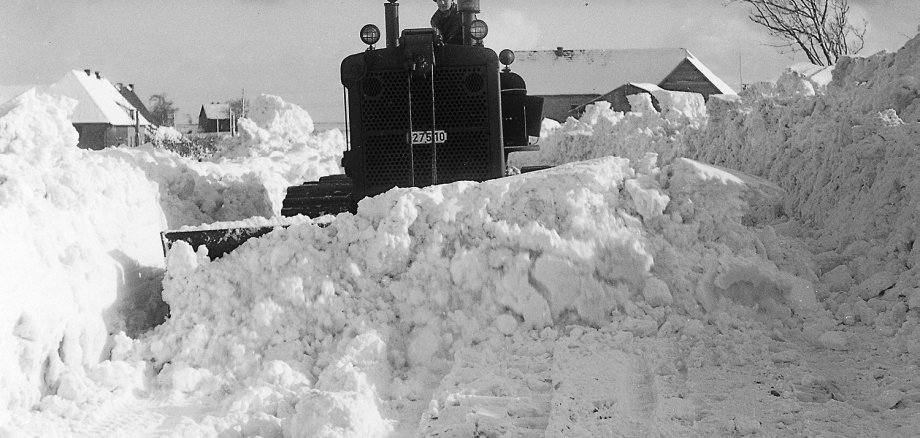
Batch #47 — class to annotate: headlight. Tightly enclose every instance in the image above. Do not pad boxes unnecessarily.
[499,49,515,66]
[360,24,380,46]
[469,20,489,41]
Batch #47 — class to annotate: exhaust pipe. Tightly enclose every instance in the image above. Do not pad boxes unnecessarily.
[458,0,480,45]
[384,0,399,48]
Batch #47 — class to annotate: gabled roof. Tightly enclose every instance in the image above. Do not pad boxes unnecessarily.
[47,70,151,126]
[683,53,736,95]
[570,83,664,116]
[509,47,736,96]
[118,86,153,123]
[628,83,663,93]
[200,103,231,120]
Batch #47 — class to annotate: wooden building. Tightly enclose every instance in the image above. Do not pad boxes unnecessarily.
[48,70,151,150]
[509,47,736,121]
[198,103,234,134]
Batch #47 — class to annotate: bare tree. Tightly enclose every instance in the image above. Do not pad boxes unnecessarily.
[148,93,178,127]
[226,97,249,120]
[729,0,866,66]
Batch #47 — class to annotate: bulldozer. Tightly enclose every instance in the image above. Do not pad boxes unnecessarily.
[161,0,545,259]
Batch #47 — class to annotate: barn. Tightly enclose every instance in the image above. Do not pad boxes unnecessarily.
[198,103,234,134]
[509,47,736,121]
[48,70,151,150]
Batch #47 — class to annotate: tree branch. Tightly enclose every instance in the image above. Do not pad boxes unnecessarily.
[728,0,865,66]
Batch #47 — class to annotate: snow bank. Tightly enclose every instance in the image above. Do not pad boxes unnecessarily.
[211,94,344,212]
[5,33,920,436]
[0,90,165,411]
[686,34,920,339]
[108,94,346,226]
[0,90,345,420]
[138,145,818,435]
[510,89,706,169]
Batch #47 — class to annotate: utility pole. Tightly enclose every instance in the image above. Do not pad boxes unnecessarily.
[739,53,744,91]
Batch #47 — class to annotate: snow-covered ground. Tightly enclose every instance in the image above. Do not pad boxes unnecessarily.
[2,35,920,437]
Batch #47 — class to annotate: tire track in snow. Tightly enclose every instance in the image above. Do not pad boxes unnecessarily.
[417,333,556,437]
[545,332,663,437]
[67,397,165,438]
[67,395,210,438]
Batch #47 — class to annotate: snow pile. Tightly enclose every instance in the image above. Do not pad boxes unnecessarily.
[510,89,706,168]
[216,94,343,181]
[685,34,920,345]
[4,34,920,436]
[0,90,346,426]
[743,64,835,99]
[204,94,346,215]
[106,94,345,227]
[151,125,184,145]
[103,145,277,228]
[135,140,819,435]
[0,90,165,412]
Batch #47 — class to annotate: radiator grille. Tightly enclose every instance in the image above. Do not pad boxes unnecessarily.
[360,66,491,189]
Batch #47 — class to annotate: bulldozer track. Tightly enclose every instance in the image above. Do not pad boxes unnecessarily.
[281,174,355,218]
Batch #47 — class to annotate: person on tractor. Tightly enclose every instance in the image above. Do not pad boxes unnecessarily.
[431,0,463,44]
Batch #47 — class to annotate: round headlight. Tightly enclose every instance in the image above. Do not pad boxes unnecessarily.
[360,24,380,46]
[499,49,515,66]
[469,20,489,41]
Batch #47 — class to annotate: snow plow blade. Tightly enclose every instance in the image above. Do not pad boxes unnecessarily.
[160,175,354,260]
[160,225,281,260]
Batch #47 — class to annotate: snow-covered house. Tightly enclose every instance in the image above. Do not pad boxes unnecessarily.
[198,103,234,134]
[510,47,736,121]
[48,70,152,149]
[116,82,154,125]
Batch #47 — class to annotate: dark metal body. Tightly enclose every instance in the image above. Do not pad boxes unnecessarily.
[162,1,545,259]
[339,30,505,203]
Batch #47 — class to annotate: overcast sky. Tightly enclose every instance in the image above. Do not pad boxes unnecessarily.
[2,0,918,126]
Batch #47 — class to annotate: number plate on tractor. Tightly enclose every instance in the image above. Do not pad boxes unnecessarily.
[409,130,447,145]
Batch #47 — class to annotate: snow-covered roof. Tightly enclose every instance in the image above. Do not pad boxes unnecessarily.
[629,83,663,93]
[118,85,154,122]
[201,103,231,120]
[510,48,736,96]
[684,52,737,95]
[47,70,151,126]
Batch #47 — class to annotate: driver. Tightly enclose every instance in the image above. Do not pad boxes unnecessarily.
[431,0,463,44]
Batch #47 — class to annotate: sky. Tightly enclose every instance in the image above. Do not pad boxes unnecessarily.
[2,0,918,127]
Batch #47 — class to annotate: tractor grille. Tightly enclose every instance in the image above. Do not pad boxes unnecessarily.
[360,66,491,189]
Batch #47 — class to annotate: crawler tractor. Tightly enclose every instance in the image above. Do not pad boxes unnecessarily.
[162,0,544,258]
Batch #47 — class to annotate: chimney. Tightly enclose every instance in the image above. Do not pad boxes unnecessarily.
[128,84,134,91]
[116,82,123,90]
[84,69,91,76]
[555,46,564,56]
[95,71,101,79]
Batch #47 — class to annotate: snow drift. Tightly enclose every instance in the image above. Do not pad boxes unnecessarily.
[2,32,920,436]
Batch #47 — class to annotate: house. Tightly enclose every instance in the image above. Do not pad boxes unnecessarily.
[588,83,667,114]
[508,47,736,121]
[115,83,154,125]
[198,103,234,134]
[48,70,152,150]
